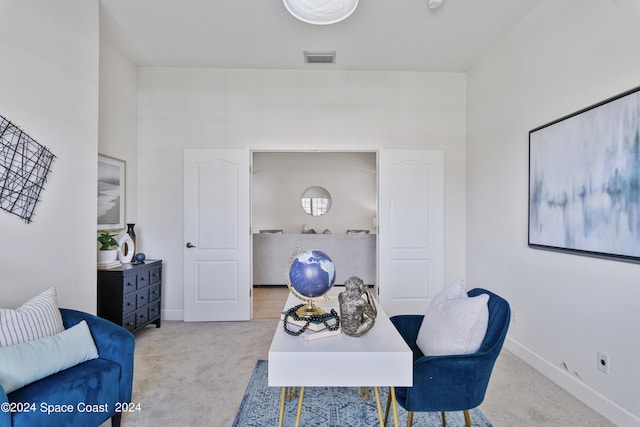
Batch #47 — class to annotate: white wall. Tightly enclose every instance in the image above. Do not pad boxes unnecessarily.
[137,68,467,320]
[252,152,377,234]
[467,0,640,424]
[0,0,99,312]
[99,39,138,227]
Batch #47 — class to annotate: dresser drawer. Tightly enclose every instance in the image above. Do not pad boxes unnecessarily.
[150,266,161,285]
[123,273,137,294]
[148,301,160,321]
[149,284,160,302]
[137,287,149,308]
[123,293,137,315]
[123,313,136,332]
[136,270,150,289]
[135,307,149,329]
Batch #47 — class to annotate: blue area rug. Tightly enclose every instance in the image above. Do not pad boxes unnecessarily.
[233,360,493,427]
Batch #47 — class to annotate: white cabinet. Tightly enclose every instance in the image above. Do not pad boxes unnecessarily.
[253,233,376,286]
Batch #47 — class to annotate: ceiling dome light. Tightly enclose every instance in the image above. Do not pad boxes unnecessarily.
[427,0,444,9]
[283,0,359,25]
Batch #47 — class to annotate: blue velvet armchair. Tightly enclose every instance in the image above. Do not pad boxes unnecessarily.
[0,309,135,427]
[386,288,510,427]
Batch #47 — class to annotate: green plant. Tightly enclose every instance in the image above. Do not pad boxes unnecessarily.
[97,231,119,250]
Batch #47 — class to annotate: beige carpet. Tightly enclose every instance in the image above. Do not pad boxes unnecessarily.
[99,318,616,427]
[100,288,614,427]
[117,320,276,426]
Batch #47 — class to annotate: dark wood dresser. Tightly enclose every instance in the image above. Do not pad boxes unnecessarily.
[97,259,162,333]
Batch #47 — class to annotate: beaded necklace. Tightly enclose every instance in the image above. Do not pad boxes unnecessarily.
[282,304,340,336]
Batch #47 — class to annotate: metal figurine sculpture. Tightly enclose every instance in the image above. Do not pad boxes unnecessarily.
[338,276,377,337]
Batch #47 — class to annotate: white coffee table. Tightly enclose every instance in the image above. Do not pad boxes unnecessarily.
[268,288,413,427]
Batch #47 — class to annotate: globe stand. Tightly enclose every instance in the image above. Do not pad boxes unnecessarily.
[295,300,325,317]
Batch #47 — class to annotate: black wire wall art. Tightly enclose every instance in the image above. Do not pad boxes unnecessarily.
[0,114,56,223]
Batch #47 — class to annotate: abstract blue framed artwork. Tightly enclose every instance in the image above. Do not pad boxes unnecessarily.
[529,86,640,263]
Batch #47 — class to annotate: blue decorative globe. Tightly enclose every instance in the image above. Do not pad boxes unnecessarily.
[288,249,336,299]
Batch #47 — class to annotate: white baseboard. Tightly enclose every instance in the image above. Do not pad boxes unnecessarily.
[505,338,640,426]
[161,309,183,321]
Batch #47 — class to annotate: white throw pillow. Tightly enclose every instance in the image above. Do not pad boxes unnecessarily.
[431,279,466,303]
[0,320,99,394]
[0,287,65,347]
[416,281,489,356]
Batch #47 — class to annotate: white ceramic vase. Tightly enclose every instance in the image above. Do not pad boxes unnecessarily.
[117,235,135,264]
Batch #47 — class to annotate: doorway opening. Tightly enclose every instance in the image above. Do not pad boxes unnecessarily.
[251,151,378,319]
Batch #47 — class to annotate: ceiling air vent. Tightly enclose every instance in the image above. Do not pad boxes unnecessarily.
[304,51,336,64]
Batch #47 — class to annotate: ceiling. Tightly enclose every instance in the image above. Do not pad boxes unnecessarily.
[99,0,543,72]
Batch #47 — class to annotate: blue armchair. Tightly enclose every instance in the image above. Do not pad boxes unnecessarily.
[1,309,135,427]
[386,288,510,427]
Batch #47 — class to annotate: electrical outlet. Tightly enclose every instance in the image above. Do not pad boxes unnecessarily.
[511,310,517,324]
[597,352,609,374]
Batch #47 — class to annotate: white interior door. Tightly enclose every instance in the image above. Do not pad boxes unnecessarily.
[378,150,444,316]
[184,149,251,321]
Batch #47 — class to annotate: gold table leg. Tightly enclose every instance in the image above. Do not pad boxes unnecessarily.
[294,387,305,427]
[287,387,298,401]
[373,387,384,427]
[282,385,397,427]
[359,387,370,401]
[390,387,398,427]
[278,387,286,427]
[379,386,400,427]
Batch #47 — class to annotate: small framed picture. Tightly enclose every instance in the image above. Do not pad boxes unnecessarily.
[98,154,125,230]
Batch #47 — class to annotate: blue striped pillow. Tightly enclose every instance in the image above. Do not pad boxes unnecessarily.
[0,287,65,347]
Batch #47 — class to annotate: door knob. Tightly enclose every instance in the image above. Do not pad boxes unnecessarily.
[186,242,196,248]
